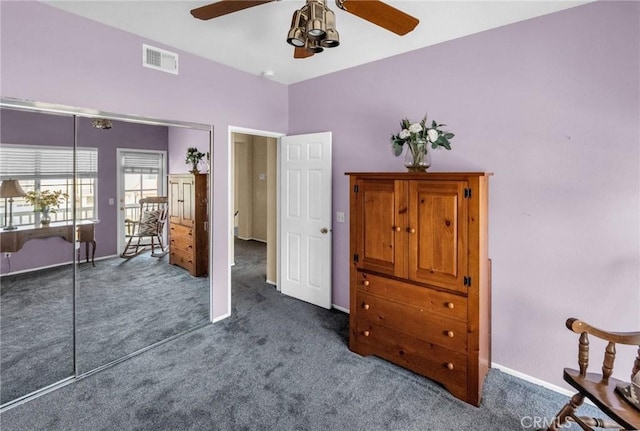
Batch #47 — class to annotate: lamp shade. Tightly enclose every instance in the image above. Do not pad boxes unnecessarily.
[0,179,26,198]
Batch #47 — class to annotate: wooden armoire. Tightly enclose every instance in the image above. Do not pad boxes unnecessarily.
[168,173,208,276]
[347,172,491,406]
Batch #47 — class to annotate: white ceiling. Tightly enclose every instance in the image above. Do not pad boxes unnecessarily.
[42,0,592,85]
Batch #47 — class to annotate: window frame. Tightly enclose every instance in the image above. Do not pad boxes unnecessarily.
[0,143,98,227]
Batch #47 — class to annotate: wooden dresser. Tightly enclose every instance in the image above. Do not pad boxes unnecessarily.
[347,172,491,406]
[168,173,208,276]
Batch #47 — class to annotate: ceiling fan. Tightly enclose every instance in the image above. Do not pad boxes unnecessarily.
[190,0,419,59]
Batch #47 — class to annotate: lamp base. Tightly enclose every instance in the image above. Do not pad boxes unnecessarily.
[3,225,17,231]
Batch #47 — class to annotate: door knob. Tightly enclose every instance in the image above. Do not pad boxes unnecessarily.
[320,227,329,234]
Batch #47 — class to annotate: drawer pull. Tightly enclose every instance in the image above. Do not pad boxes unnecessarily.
[446,362,454,370]
[408,227,416,234]
[362,280,370,286]
[446,302,454,309]
[363,330,370,337]
[393,226,401,232]
[447,331,455,338]
[362,303,370,310]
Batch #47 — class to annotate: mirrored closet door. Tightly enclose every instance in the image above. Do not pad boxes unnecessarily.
[0,100,213,408]
[0,108,76,404]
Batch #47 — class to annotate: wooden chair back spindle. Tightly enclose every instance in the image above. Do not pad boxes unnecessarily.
[601,341,616,384]
[578,332,589,377]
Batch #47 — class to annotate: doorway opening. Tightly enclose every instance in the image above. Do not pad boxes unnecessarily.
[231,131,278,286]
[228,127,333,311]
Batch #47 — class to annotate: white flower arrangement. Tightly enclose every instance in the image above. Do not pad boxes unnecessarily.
[391,115,455,157]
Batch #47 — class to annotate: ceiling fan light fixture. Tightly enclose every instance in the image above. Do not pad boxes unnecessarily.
[321,29,339,48]
[287,10,306,47]
[305,1,326,39]
[321,9,339,47]
[305,38,324,54]
[92,118,113,129]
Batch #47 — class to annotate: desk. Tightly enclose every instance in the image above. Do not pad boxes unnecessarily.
[0,222,96,266]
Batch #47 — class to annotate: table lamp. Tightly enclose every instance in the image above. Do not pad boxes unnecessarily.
[1,179,26,230]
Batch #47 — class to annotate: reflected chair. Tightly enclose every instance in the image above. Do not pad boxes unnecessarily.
[542,318,640,430]
[120,197,168,258]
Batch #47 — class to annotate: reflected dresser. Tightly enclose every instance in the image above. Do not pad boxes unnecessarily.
[168,173,208,276]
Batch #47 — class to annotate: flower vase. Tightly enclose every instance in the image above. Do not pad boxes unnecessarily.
[404,139,431,172]
[40,207,51,225]
[190,162,199,174]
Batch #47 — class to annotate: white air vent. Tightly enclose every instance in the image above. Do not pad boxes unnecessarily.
[142,44,178,75]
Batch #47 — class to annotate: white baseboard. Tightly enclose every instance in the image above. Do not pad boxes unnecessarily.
[1,254,118,277]
[266,279,277,286]
[332,304,349,314]
[211,312,231,324]
[492,362,593,405]
[236,236,266,243]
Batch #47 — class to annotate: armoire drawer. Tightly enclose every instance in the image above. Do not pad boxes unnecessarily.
[169,236,194,254]
[169,249,195,273]
[357,271,467,322]
[355,291,467,353]
[169,223,193,239]
[353,318,467,399]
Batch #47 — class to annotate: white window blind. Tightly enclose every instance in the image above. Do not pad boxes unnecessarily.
[0,144,98,180]
[121,151,163,174]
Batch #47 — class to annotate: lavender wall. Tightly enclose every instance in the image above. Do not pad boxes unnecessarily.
[0,109,169,274]
[289,1,640,389]
[168,127,211,175]
[0,1,289,318]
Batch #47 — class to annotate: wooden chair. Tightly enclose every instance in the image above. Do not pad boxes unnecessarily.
[120,197,168,258]
[543,318,640,430]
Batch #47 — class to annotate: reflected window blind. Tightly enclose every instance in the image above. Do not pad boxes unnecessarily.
[0,144,98,180]
[121,151,163,174]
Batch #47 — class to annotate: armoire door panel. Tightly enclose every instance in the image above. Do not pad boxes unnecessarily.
[356,179,405,276]
[181,181,194,227]
[168,179,181,224]
[409,181,468,293]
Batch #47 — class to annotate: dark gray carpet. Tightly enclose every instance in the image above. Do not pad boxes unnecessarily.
[0,240,601,430]
[1,252,209,404]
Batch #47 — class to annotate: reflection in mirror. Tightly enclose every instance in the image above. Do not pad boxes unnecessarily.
[0,108,76,404]
[74,119,211,374]
[0,101,212,408]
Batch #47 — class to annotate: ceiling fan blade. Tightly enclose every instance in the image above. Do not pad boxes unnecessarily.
[191,0,275,20]
[337,0,419,36]
[294,47,314,59]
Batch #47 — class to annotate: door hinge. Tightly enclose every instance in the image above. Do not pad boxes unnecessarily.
[464,188,472,199]
[463,276,472,287]
[353,254,359,263]
[354,185,359,193]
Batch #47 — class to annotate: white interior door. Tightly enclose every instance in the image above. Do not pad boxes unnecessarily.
[279,132,332,309]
